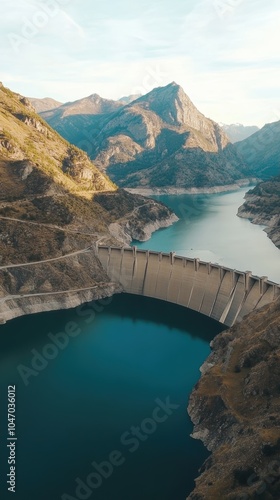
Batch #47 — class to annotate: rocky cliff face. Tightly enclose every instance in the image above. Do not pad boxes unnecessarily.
[40,82,250,191]
[238,176,280,249]
[0,84,177,324]
[235,121,280,179]
[188,298,280,500]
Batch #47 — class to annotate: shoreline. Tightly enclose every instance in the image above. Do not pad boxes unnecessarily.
[125,178,258,196]
[238,208,280,250]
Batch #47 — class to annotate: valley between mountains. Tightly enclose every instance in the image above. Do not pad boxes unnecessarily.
[35,81,280,250]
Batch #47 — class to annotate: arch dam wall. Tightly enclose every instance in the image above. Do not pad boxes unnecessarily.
[96,246,280,327]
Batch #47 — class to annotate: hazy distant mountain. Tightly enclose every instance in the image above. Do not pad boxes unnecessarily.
[41,94,123,146]
[119,94,141,105]
[29,97,63,113]
[44,93,123,118]
[88,82,249,189]
[235,121,280,178]
[221,123,259,143]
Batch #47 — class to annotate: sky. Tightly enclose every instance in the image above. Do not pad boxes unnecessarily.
[0,0,279,127]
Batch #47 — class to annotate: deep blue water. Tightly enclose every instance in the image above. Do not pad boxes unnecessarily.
[0,296,223,500]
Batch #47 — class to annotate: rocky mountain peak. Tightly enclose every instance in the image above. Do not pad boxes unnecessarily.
[87,93,105,104]
[131,82,215,133]
[89,93,101,99]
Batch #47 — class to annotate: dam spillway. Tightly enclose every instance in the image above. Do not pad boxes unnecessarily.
[96,246,280,327]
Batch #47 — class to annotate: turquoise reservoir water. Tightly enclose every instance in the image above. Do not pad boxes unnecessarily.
[133,188,280,283]
[0,189,279,500]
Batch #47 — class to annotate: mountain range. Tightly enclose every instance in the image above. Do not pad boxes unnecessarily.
[32,87,280,190]
[38,82,252,191]
[30,94,259,145]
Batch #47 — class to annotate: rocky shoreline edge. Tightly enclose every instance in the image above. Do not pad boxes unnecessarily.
[125,178,258,196]
[238,195,280,250]
[108,213,179,244]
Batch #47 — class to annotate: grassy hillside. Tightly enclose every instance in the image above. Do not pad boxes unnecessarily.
[0,83,116,195]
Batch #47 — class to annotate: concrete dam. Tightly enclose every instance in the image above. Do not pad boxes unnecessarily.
[96,246,280,327]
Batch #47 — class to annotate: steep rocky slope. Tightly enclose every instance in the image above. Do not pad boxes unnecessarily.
[238,176,280,249]
[0,83,177,323]
[188,298,280,500]
[221,123,259,143]
[235,121,280,179]
[40,82,251,191]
